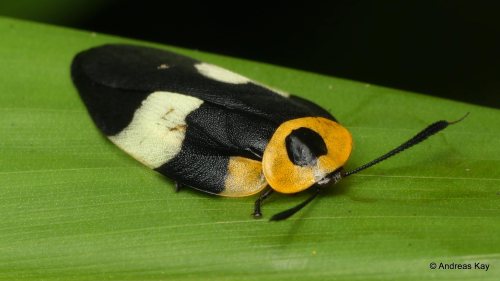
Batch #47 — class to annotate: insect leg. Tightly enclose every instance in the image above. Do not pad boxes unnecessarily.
[174,182,185,192]
[252,187,274,219]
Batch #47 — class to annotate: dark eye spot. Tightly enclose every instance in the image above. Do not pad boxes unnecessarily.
[285,127,328,166]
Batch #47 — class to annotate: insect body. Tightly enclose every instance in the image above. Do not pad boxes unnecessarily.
[71,44,466,220]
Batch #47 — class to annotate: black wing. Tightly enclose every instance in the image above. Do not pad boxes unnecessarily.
[72,44,334,129]
[71,44,336,194]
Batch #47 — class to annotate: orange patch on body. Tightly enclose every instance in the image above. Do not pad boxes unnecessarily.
[221,156,268,197]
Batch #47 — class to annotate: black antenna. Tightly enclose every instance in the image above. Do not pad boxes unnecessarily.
[343,113,469,177]
[267,113,468,221]
[270,187,321,221]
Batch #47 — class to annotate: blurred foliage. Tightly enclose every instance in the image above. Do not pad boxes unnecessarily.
[0,0,109,24]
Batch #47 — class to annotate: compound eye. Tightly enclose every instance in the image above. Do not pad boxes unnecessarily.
[285,127,328,166]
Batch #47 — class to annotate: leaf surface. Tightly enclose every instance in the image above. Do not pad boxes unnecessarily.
[0,17,499,281]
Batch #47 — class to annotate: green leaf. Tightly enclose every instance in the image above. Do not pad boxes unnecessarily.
[1,17,499,281]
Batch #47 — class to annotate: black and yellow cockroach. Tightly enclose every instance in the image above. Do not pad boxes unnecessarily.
[71,44,467,221]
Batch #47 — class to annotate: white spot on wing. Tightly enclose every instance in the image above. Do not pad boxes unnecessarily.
[195,62,250,84]
[109,91,203,169]
[195,62,290,97]
[261,84,290,97]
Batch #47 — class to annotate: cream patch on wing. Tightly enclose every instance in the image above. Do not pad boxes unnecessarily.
[195,62,290,97]
[195,62,250,84]
[257,83,290,97]
[109,91,203,169]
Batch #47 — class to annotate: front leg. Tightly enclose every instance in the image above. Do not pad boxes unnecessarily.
[252,187,274,219]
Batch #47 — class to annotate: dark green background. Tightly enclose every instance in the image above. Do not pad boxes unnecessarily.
[1,0,498,108]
